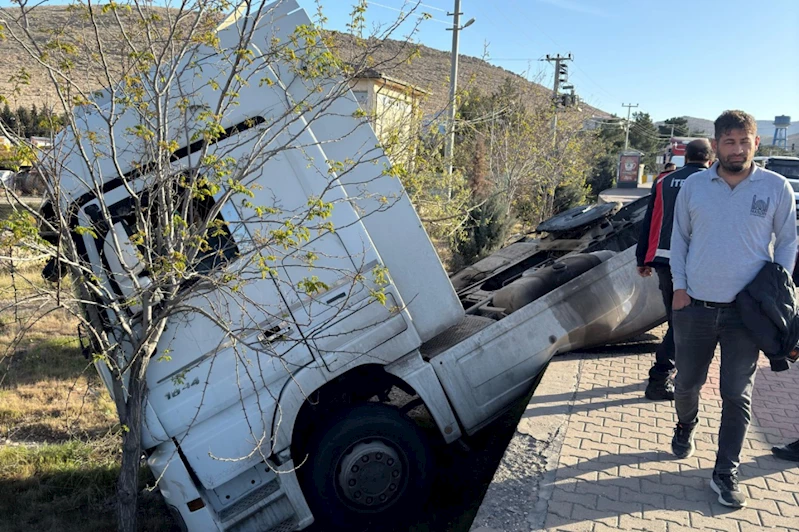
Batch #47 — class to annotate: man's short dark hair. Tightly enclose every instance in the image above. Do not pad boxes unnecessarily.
[664,162,677,170]
[686,139,713,162]
[714,110,757,139]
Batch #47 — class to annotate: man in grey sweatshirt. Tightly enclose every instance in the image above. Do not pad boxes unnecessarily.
[669,110,797,509]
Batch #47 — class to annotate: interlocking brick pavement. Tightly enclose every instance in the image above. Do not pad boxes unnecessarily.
[472,325,799,531]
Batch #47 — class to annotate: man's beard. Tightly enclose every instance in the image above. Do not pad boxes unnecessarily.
[719,156,748,174]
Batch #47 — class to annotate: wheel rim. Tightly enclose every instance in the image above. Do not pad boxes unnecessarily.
[336,439,405,511]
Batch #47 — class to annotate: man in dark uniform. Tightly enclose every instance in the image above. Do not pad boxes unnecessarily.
[635,139,714,400]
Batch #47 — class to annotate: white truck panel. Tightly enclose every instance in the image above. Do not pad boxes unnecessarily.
[177,383,283,489]
[249,7,464,343]
[433,247,663,433]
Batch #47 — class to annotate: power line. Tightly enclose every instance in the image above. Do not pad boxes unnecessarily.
[507,0,560,48]
[504,0,631,112]
[416,1,447,13]
[468,3,548,81]
[366,1,450,24]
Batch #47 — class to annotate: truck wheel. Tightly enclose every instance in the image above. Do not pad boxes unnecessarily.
[299,402,433,529]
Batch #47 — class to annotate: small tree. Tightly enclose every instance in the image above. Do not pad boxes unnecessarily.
[458,78,592,229]
[658,116,690,137]
[451,193,514,269]
[0,1,434,530]
[627,111,662,170]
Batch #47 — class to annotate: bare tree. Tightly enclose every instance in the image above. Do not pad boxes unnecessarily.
[458,78,594,228]
[0,1,436,530]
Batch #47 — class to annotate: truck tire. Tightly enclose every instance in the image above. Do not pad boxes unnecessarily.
[298,402,433,529]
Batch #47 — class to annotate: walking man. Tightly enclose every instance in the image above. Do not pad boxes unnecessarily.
[636,139,713,400]
[669,110,797,507]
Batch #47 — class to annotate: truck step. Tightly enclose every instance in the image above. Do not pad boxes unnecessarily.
[219,479,279,525]
[265,517,299,532]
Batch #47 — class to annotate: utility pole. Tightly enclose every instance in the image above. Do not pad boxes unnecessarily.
[622,102,639,151]
[544,53,572,146]
[444,1,474,178]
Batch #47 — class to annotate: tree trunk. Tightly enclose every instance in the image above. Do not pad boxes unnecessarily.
[116,360,147,532]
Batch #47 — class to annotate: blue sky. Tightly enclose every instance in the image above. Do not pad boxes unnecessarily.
[1,0,797,123]
[298,0,799,123]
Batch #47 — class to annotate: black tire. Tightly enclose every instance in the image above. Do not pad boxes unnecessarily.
[298,402,433,530]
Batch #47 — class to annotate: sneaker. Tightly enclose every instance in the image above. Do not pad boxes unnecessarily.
[771,439,799,462]
[711,471,747,508]
[645,378,675,401]
[671,422,696,458]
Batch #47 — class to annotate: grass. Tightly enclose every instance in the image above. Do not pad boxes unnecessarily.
[0,439,178,532]
[0,262,50,299]
[0,439,121,532]
[0,335,117,443]
[0,263,177,530]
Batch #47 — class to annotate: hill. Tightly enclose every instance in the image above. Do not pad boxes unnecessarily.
[656,116,799,144]
[673,116,714,136]
[0,6,606,121]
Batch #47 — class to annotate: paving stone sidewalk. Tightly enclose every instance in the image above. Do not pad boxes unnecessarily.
[471,326,799,532]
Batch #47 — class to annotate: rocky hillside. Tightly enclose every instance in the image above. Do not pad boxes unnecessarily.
[0,5,606,120]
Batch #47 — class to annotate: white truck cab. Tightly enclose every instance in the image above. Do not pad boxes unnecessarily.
[43,2,665,530]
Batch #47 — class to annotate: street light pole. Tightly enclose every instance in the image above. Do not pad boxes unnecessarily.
[444,0,462,178]
[444,2,474,179]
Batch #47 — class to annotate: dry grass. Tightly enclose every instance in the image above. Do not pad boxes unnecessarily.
[0,336,117,443]
[0,304,112,441]
[0,268,177,530]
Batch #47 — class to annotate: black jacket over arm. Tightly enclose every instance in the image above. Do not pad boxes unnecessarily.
[736,262,799,372]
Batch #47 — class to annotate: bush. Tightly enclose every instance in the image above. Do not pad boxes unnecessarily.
[451,195,515,270]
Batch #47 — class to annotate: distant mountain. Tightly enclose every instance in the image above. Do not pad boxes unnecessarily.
[678,116,714,136]
[656,116,799,144]
[0,6,608,123]
[654,116,714,136]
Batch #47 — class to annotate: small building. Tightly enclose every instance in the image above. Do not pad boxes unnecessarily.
[349,69,427,164]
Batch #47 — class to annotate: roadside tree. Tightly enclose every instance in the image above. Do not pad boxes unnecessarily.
[0,1,435,530]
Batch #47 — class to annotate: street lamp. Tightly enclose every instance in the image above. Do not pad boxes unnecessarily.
[444,1,475,177]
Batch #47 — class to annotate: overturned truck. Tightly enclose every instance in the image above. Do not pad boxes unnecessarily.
[40,2,665,531]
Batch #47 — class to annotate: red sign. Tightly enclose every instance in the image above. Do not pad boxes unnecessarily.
[618,154,640,183]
